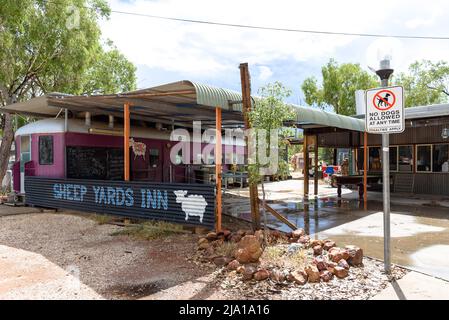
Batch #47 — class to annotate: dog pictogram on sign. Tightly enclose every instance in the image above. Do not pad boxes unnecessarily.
[365,86,404,134]
[373,89,396,111]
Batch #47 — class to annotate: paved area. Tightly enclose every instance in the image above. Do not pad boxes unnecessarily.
[0,245,102,299]
[371,271,449,300]
[225,178,449,281]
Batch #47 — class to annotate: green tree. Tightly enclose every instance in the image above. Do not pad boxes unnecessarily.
[0,0,137,184]
[301,59,377,115]
[248,82,296,236]
[394,60,449,108]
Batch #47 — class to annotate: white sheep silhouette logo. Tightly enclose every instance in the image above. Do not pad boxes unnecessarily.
[173,190,208,223]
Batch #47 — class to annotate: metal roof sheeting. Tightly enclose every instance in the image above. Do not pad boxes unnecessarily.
[291,104,366,132]
[190,81,243,111]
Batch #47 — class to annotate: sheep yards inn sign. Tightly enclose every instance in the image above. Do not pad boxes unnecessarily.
[25,177,215,228]
[365,86,404,134]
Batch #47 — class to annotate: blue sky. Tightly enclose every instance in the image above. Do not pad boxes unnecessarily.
[100,0,449,104]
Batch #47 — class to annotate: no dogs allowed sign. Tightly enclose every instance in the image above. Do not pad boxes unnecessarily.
[365,86,404,134]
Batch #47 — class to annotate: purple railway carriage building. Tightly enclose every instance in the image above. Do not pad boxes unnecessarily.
[1,81,247,228]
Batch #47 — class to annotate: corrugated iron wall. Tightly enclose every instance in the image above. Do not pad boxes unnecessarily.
[25,177,216,228]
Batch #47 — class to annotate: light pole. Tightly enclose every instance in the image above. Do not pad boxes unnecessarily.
[376,56,394,274]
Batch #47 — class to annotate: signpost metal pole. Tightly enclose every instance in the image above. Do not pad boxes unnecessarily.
[377,64,394,274]
[381,96,391,274]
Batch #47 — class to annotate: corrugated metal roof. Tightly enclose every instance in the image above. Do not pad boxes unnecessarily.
[190,81,243,111]
[292,105,366,132]
[353,103,449,120]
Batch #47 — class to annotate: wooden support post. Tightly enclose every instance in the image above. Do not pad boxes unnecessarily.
[364,131,368,210]
[303,134,309,199]
[124,102,130,181]
[314,134,319,197]
[215,107,222,233]
[239,62,260,230]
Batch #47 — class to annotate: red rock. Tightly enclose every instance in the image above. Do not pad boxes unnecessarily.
[310,239,323,248]
[313,256,328,271]
[242,265,256,281]
[313,245,323,256]
[213,256,232,266]
[320,270,333,282]
[333,266,349,279]
[291,228,305,239]
[270,269,286,283]
[290,270,308,285]
[338,259,350,270]
[254,269,270,281]
[206,232,218,241]
[235,235,263,264]
[323,240,336,251]
[223,230,232,239]
[298,235,310,244]
[305,265,321,283]
[326,261,338,274]
[329,247,350,262]
[345,245,364,266]
[227,259,240,271]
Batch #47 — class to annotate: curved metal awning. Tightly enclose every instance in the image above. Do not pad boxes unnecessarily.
[291,104,366,132]
[1,80,365,132]
[0,80,244,128]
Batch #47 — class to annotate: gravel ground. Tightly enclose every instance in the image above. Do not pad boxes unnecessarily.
[214,258,407,300]
[0,210,215,299]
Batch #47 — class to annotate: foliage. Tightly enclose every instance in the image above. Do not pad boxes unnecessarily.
[111,221,185,240]
[393,60,449,107]
[248,82,297,183]
[0,0,137,183]
[301,59,378,115]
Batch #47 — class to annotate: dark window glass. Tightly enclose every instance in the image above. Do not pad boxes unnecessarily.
[39,136,53,165]
[389,146,397,171]
[369,147,382,171]
[433,144,449,173]
[398,146,413,172]
[417,145,432,172]
[149,149,159,167]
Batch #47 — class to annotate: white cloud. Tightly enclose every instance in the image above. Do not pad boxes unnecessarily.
[257,66,273,81]
[100,0,449,83]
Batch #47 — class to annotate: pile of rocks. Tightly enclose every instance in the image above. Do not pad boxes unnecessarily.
[197,228,364,286]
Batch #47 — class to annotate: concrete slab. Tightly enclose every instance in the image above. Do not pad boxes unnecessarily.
[0,245,102,300]
[371,271,449,300]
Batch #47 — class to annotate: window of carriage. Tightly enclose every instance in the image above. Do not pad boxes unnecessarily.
[416,145,432,172]
[368,147,382,171]
[39,135,53,165]
[432,144,449,173]
[398,145,413,172]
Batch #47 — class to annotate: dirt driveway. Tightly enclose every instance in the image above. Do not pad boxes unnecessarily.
[0,209,218,299]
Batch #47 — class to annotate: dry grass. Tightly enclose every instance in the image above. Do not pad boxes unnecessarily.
[215,242,238,257]
[92,214,113,225]
[261,244,307,269]
[111,220,185,240]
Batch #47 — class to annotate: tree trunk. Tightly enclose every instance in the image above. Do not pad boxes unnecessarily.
[0,113,15,186]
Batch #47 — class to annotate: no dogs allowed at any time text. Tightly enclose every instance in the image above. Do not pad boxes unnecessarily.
[365,86,404,134]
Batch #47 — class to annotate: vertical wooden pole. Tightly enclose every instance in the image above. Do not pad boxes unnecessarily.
[304,134,309,199]
[215,107,222,232]
[314,134,319,197]
[239,63,260,230]
[124,102,130,181]
[364,131,368,210]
